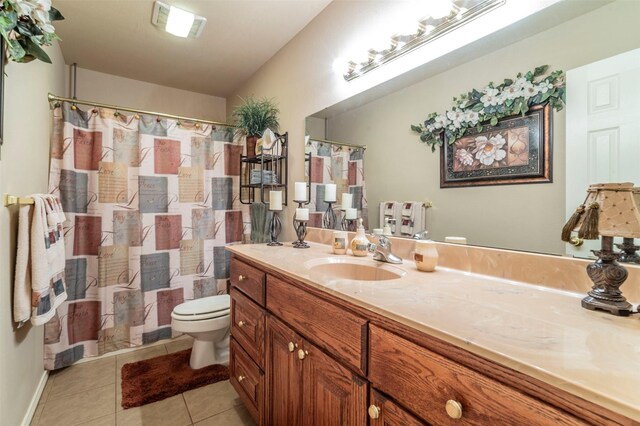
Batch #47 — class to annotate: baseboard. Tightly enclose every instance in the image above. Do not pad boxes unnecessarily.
[21,370,48,426]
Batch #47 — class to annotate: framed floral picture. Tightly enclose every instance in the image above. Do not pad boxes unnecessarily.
[440,104,552,188]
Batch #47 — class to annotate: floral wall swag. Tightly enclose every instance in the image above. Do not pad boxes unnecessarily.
[411,65,566,151]
[0,0,64,63]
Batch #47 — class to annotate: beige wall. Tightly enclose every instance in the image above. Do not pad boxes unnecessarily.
[0,44,66,424]
[231,0,637,249]
[73,67,227,122]
[328,0,640,254]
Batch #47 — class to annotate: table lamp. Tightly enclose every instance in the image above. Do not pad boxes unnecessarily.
[562,182,640,316]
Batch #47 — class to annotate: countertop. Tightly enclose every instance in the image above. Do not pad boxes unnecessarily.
[226,242,640,422]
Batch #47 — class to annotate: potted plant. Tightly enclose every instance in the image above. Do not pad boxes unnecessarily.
[232,96,280,157]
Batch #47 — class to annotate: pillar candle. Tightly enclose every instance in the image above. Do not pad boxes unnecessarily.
[345,208,357,219]
[269,190,282,211]
[296,208,309,221]
[324,183,337,202]
[294,182,307,202]
[341,193,353,210]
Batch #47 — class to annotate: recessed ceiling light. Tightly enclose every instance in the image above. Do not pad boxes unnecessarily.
[166,6,194,37]
[152,1,207,39]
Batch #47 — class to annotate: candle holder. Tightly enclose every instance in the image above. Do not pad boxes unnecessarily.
[322,201,337,230]
[616,237,640,264]
[293,220,309,249]
[341,216,357,232]
[267,210,283,246]
[292,200,310,248]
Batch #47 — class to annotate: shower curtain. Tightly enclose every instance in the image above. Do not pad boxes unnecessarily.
[305,140,368,229]
[44,102,249,370]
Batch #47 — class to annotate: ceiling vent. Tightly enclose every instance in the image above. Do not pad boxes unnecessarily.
[152,1,207,39]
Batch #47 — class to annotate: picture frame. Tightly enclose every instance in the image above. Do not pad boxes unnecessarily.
[440,103,552,188]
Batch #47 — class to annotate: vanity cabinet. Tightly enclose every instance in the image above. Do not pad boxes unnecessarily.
[229,254,625,426]
[265,315,367,425]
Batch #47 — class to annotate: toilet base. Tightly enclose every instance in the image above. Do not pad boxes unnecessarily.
[189,331,230,369]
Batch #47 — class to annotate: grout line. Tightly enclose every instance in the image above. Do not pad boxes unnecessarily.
[182,393,194,425]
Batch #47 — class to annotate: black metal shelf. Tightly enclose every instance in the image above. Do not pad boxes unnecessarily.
[239,132,289,206]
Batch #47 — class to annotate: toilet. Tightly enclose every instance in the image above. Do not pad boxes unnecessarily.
[171,295,231,369]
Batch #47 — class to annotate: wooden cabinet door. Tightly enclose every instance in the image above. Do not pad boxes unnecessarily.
[369,388,426,426]
[301,338,367,426]
[265,315,303,425]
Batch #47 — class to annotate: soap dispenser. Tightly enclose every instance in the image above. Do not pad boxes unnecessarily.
[382,218,393,237]
[350,218,369,257]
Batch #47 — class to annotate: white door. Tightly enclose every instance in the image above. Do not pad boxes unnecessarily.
[566,48,640,257]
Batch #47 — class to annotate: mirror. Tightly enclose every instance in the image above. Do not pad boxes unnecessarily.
[305,0,640,257]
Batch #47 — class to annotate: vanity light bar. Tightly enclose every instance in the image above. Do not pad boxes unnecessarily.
[343,0,505,81]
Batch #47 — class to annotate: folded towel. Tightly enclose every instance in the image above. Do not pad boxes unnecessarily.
[13,194,68,327]
[402,202,416,217]
[384,202,395,216]
[250,203,271,243]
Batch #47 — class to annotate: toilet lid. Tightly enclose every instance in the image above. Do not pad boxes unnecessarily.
[173,295,230,316]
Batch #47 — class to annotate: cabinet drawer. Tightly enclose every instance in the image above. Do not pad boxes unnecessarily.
[231,287,265,368]
[230,337,264,425]
[369,388,426,426]
[266,275,367,375]
[369,325,584,426]
[230,258,265,306]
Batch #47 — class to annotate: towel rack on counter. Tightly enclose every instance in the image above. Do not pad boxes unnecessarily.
[3,194,35,207]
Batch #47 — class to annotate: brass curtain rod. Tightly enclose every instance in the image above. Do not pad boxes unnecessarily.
[47,93,234,127]
[308,137,367,150]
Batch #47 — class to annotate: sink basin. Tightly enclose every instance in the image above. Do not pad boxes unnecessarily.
[304,257,406,281]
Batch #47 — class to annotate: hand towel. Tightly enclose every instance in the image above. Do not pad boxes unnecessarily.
[13,194,68,326]
[401,202,423,236]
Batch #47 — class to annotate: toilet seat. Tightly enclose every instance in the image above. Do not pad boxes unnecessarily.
[171,295,230,322]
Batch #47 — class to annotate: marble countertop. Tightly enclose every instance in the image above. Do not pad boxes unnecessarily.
[227,242,640,421]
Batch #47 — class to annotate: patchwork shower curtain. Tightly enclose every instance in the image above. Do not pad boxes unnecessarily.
[306,140,368,229]
[44,103,249,370]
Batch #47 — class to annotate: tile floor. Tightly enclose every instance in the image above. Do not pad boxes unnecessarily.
[31,337,256,426]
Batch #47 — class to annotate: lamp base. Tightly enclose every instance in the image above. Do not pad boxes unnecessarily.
[581,236,633,316]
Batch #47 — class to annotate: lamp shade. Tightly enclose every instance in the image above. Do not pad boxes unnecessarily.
[574,183,640,238]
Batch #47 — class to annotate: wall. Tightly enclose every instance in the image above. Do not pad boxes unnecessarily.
[73,67,227,122]
[228,0,572,240]
[328,0,640,254]
[230,0,637,250]
[0,44,66,424]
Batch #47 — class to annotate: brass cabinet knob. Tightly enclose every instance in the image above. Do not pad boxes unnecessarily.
[445,400,463,419]
[367,404,381,419]
[237,320,246,327]
[297,349,308,360]
[288,342,295,352]
[570,236,584,247]
[238,375,245,382]
[238,274,247,281]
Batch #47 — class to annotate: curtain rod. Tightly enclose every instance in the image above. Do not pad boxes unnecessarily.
[47,93,234,127]
[308,137,366,150]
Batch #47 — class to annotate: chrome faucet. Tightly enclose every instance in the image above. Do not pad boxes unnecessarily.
[367,235,403,264]
[412,230,429,240]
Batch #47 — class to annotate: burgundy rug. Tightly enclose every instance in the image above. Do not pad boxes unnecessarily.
[121,348,229,409]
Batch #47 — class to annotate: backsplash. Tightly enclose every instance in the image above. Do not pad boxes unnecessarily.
[305,227,640,304]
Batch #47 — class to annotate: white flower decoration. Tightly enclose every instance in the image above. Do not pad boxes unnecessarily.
[433,114,448,130]
[473,134,507,166]
[465,110,479,125]
[538,81,553,93]
[447,110,464,129]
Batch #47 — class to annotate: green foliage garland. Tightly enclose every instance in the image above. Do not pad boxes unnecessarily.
[0,0,64,63]
[411,65,566,152]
